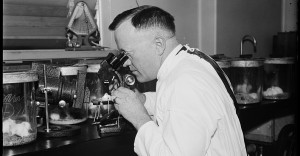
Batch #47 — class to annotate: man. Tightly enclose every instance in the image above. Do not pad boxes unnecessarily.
[110,5,247,156]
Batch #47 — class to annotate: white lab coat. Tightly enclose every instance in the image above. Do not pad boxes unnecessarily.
[134,44,247,156]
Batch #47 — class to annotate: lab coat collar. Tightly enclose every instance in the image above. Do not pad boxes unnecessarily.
[157,44,184,80]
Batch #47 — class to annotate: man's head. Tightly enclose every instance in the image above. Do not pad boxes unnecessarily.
[109,5,178,83]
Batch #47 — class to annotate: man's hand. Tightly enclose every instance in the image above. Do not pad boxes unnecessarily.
[111,87,151,130]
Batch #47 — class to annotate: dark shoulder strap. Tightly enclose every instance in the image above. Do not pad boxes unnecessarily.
[182,48,239,113]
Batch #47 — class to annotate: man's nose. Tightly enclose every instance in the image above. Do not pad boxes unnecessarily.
[123,59,131,67]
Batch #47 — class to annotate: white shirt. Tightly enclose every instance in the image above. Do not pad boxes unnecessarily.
[134,44,247,156]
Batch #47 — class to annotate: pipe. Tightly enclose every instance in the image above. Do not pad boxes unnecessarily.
[240,35,257,56]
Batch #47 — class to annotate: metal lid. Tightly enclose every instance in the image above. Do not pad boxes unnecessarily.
[3,71,38,84]
[87,64,101,73]
[264,57,295,64]
[60,66,87,76]
[216,60,231,68]
[230,58,264,67]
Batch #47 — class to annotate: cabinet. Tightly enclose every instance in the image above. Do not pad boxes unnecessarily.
[3,0,98,50]
[3,0,69,50]
[2,0,114,62]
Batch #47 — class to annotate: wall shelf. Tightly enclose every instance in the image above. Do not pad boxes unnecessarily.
[3,49,117,62]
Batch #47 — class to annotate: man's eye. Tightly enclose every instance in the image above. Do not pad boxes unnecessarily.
[120,50,131,58]
[123,51,130,57]
[120,50,128,55]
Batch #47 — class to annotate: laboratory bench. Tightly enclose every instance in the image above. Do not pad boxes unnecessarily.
[238,98,297,132]
[3,98,297,156]
[3,119,138,156]
[238,97,297,156]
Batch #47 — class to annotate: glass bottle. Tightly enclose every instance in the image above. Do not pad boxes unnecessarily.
[230,58,264,104]
[263,57,295,100]
[3,71,38,146]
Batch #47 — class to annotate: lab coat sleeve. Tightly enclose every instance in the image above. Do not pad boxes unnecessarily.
[134,74,219,156]
[143,92,156,116]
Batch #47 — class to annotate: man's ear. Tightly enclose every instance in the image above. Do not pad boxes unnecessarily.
[155,36,166,56]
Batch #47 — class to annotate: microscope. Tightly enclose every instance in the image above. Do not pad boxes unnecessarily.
[94,51,137,137]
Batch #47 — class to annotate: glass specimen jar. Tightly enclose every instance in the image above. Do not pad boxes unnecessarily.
[88,63,119,120]
[85,64,104,119]
[230,59,264,104]
[3,71,38,146]
[48,66,88,125]
[216,59,231,80]
[263,57,295,100]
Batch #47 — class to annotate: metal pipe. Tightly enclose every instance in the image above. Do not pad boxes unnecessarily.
[43,64,50,132]
[240,35,257,56]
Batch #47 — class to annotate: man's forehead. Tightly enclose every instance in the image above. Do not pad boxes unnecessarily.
[115,20,155,40]
[115,20,134,33]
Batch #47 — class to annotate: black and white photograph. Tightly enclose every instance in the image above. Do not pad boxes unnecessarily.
[3,0,298,156]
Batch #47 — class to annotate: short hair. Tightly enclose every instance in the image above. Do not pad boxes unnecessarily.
[109,5,175,35]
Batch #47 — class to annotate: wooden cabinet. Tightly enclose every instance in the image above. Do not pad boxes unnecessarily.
[3,0,70,50]
[3,3,68,40]
[2,0,113,62]
[3,0,96,50]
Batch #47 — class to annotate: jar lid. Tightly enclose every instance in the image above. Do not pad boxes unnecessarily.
[3,71,38,84]
[87,64,101,73]
[230,58,264,67]
[216,60,231,68]
[264,57,295,64]
[60,66,87,76]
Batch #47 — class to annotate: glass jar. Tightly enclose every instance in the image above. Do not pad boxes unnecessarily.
[86,64,117,120]
[230,59,264,104]
[216,59,231,80]
[263,57,295,100]
[3,71,38,146]
[86,64,103,118]
[48,66,88,125]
